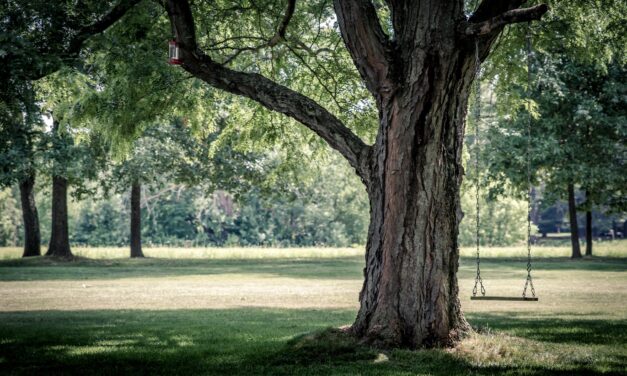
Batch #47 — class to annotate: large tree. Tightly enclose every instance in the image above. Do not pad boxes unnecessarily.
[161,0,547,347]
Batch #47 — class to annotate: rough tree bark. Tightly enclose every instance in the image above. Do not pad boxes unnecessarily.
[130,182,144,258]
[164,0,547,348]
[46,120,72,258]
[46,176,72,258]
[567,183,582,259]
[585,190,592,256]
[19,175,41,257]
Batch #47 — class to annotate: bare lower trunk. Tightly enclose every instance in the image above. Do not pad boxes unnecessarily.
[352,47,473,349]
[46,176,72,258]
[585,210,592,256]
[585,190,592,256]
[130,182,144,258]
[567,183,581,259]
[19,175,41,257]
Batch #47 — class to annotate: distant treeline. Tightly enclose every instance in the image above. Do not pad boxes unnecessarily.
[1,161,622,248]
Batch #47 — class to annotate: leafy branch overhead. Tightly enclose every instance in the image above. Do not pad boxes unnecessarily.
[164,0,548,183]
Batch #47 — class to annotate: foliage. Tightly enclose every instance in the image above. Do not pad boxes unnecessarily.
[76,1,215,149]
[0,0,141,186]
[477,0,626,213]
[0,188,22,246]
[458,184,529,247]
[75,153,368,248]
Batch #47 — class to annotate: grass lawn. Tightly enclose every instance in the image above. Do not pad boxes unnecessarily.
[0,243,626,375]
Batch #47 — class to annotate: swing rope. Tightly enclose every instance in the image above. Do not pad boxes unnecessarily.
[522,22,536,299]
[472,40,485,298]
[470,25,537,301]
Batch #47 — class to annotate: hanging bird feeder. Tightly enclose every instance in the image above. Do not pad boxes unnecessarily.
[168,40,181,65]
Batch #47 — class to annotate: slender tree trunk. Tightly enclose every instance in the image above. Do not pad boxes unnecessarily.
[567,183,581,259]
[18,175,41,257]
[585,190,592,256]
[130,182,144,258]
[46,176,72,257]
[585,210,592,256]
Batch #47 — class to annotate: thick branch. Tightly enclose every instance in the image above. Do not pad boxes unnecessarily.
[469,0,525,23]
[268,0,296,47]
[333,0,395,106]
[465,4,549,36]
[165,0,371,181]
[67,0,142,54]
[217,0,295,65]
[22,0,141,81]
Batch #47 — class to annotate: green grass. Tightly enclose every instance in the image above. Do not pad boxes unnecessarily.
[0,244,626,375]
[1,239,625,260]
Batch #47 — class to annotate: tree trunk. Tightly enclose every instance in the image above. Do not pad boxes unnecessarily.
[352,44,475,349]
[585,210,592,256]
[46,176,72,258]
[585,190,592,256]
[567,183,581,259]
[130,182,144,258]
[18,175,41,257]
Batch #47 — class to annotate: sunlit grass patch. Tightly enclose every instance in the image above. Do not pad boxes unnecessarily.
[452,331,560,367]
[459,239,627,258]
[0,246,366,260]
[450,329,625,374]
[1,240,625,261]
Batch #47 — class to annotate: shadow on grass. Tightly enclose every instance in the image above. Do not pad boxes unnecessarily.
[1,256,625,282]
[0,309,625,375]
[0,256,365,281]
[460,256,627,272]
[467,312,627,346]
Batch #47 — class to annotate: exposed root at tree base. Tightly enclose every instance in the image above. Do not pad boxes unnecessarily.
[276,327,378,366]
[350,319,472,350]
[281,321,472,366]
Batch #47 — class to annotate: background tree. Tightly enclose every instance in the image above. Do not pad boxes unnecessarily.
[483,0,626,258]
[102,120,215,257]
[0,86,43,257]
[32,70,106,258]
[0,0,141,257]
[74,1,222,257]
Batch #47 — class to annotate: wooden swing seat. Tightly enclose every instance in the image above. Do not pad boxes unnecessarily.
[470,296,538,301]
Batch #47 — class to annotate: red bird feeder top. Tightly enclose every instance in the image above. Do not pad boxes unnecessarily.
[169,40,181,65]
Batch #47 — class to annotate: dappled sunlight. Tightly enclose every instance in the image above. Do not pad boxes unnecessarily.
[451,332,562,368]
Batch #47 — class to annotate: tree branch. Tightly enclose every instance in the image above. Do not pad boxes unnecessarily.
[268,0,296,47]
[165,0,371,181]
[67,0,143,55]
[212,0,295,65]
[469,0,525,23]
[333,0,395,107]
[19,0,141,81]
[464,4,549,36]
